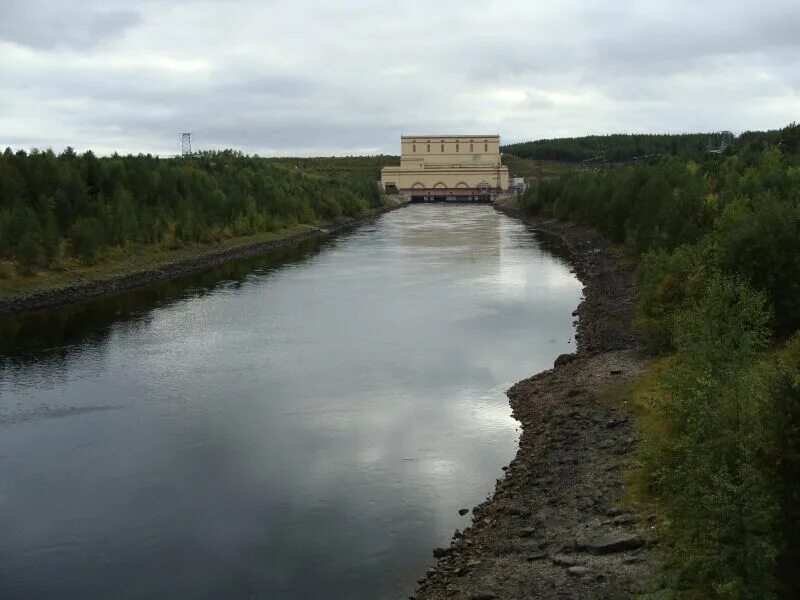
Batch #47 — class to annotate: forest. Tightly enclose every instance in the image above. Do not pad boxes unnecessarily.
[502,127,790,163]
[520,122,800,599]
[0,149,384,276]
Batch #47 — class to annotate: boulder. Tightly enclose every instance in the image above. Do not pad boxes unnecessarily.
[551,554,582,567]
[554,353,577,368]
[576,533,644,554]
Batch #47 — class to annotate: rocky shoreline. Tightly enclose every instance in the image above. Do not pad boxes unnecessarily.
[0,200,407,316]
[412,207,658,600]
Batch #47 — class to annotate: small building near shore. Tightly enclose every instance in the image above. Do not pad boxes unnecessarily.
[381,135,509,202]
[509,176,527,194]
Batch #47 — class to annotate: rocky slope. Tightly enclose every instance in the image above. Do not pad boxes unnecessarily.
[412,209,659,600]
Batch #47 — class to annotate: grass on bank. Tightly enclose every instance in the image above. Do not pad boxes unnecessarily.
[0,222,317,300]
[0,193,404,301]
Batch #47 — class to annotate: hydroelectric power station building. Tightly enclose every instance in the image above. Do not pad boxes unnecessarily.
[380,135,509,202]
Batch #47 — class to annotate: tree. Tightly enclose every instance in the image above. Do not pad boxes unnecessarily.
[70,216,104,263]
[651,274,777,598]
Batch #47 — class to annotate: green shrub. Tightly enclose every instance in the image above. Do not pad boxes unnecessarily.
[0,260,15,278]
[635,244,704,352]
[646,274,778,598]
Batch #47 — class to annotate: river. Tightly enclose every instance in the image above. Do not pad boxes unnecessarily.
[0,205,581,599]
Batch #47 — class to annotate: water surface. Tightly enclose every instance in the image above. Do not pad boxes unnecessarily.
[0,205,581,599]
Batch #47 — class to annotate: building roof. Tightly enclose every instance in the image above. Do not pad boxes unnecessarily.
[400,134,500,140]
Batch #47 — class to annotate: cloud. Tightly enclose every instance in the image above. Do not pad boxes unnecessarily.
[0,0,142,50]
[0,0,798,155]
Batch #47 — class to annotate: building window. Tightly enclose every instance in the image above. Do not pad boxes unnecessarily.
[470,142,473,152]
[426,143,430,152]
[441,144,444,152]
[484,142,488,152]
[412,144,416,152]
[456,143,459,152]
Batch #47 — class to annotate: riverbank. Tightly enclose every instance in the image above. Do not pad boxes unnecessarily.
[0,196,407,315]
[413,206,660,599]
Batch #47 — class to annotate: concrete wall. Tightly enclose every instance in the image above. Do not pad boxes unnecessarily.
[381,165,508,193]
[399,135,501,167]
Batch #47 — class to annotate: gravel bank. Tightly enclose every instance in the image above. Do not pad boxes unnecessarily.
[412,207,658,600]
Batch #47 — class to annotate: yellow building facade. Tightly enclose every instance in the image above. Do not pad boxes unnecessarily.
[381,135,509,201]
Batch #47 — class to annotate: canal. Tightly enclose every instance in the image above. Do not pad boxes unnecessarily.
[0,205,582,599]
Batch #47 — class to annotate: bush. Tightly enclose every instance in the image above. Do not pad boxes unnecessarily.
[635,244,704,352]
[0,261,15,278]
[710,196,800,336]
[646,274,778,598]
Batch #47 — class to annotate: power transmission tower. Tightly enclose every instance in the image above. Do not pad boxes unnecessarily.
[707,131,734,154]
[180,133,192,157]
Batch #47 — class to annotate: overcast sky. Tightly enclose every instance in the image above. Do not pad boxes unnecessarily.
[1,0,798,156]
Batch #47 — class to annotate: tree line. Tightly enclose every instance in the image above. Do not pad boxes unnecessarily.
[502,127,791,163]
[0,149,384,274]
[520,122,800,598]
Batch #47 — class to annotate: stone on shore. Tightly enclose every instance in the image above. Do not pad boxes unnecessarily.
[612,514,637,525]
[552,554,582,567]
[576,533,645,554]
[554,353,577,367]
